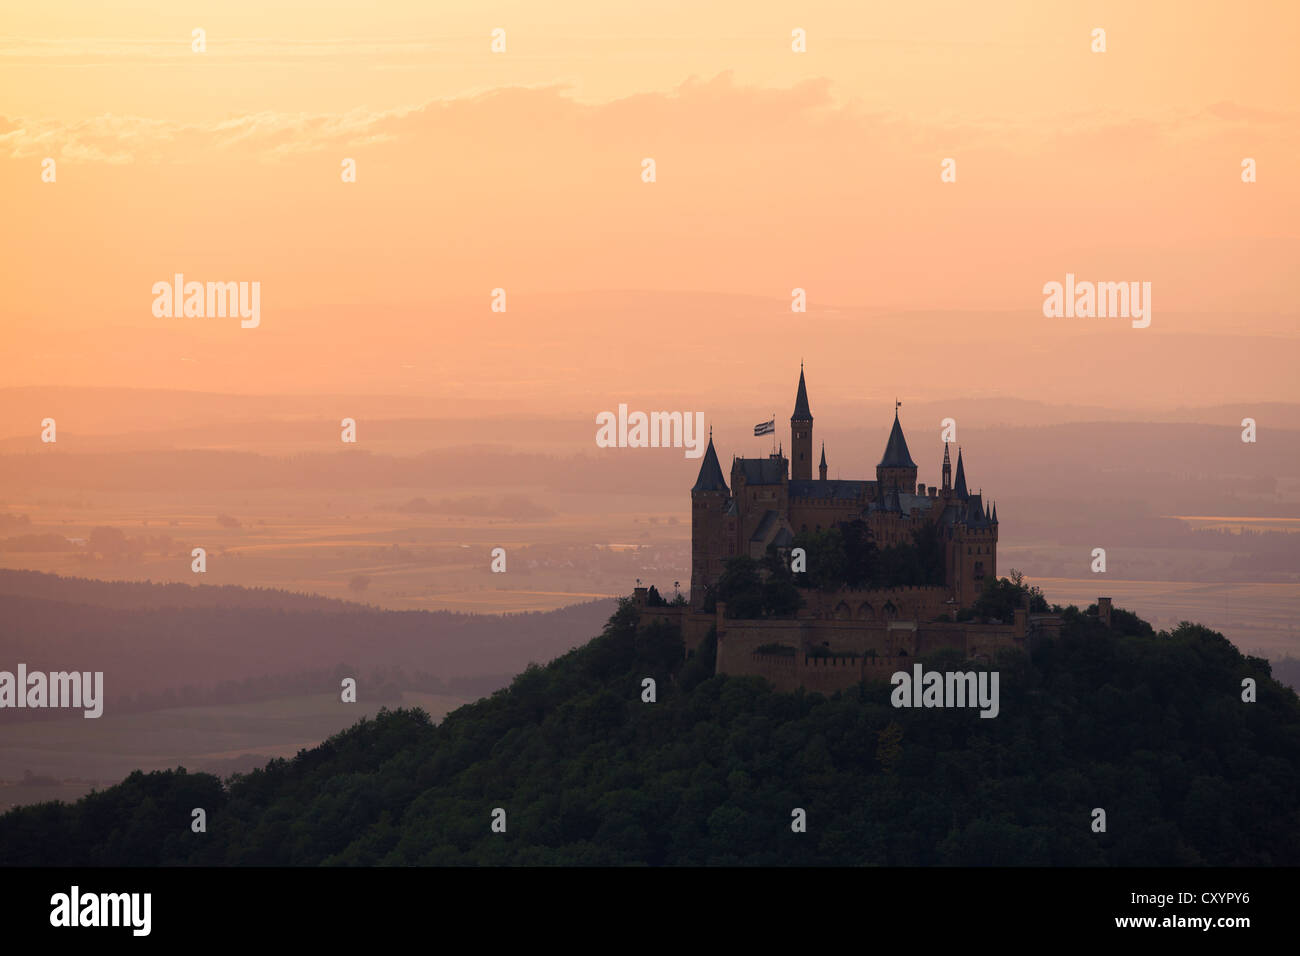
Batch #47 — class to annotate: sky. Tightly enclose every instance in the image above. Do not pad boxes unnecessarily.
[1,1,1297,411]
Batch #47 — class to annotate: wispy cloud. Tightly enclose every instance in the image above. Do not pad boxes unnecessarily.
[3,73,1295,165]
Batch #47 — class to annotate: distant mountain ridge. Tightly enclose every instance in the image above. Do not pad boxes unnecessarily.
[0,571,617,718]
[0,569,379,612]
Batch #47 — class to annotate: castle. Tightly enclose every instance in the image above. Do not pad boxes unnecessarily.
[690,364,997,613]
[635,366,1067,695]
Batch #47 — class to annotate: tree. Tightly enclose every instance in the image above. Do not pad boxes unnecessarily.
[762,577,804,617]
[716,556,764,618]
[876,721,904,773]
[791,526,848,590]
[969,573,1048,621]
[717,555,804,619]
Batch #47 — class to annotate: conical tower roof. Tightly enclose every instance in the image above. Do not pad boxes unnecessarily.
[953,448,969,497]
[879,410,916,468]
[691,431,729,493]
[791,364,812,421]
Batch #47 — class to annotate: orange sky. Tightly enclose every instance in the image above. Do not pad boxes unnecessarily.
[2,1,1297,409]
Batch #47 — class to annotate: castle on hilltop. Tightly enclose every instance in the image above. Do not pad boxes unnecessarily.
[690,364,997,612]
[633,365,1070,695]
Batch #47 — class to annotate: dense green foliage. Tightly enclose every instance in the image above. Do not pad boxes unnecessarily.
[713,518,948,618]
[2,599,1297,866]
[956,570,1052,622]
[713,553,804,619]
[792,519,946,591]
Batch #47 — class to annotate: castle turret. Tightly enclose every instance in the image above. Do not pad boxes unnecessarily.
[690,430,730,606]
[818,442,827,481]
[790,364,814,481]
[942,442,952,491]
[876,405,918,494]
[947,474,997,607]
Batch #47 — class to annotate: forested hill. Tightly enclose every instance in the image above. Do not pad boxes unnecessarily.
[3,598,1298,866]
[0,569,376,611]
[0,571,617,709]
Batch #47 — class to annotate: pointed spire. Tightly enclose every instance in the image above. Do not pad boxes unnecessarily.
[878,407,916,468]
[691,433,729,493]
[992,502,998,523]
[953,448,968,497]
[791,363,812,422]
[941,441,952,490]
[819,442,827,467]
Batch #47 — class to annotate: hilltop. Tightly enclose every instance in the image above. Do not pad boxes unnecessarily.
[2,587,1298,866]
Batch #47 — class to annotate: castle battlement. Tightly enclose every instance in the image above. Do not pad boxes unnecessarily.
[634,579,1070,696]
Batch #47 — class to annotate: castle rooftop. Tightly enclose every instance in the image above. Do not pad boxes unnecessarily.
[691,435,729,492]
[879,411,916,468]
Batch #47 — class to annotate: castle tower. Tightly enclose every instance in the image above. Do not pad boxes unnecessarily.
[941,442,952,492]
[790,364,814,481]
[690,429,730,606]
[876,404,918,494]
[946,452,997,606]
[819,442,828,481]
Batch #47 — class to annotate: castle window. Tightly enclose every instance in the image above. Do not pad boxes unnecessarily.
[967,547,972,555]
